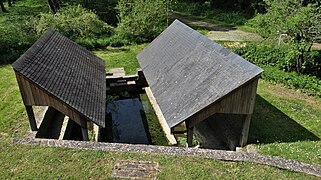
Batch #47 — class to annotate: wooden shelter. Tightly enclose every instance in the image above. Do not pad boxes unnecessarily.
[137,20,263,147]
[12,29,106,140]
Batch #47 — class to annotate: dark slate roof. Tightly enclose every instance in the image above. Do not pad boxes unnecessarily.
[137,20,263,128]
[12,29,106,127]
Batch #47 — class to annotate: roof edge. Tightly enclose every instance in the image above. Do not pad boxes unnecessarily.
[11,28,56,71]
[169,73,263,128]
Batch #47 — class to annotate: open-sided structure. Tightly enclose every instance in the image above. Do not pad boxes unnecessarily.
[137,20,263,147]
[12,29,106,140]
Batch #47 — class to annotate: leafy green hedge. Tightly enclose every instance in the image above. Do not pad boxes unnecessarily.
[262,66,321,97]
[232,42,321,78]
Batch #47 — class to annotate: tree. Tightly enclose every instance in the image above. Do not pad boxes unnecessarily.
[0,0,7,13]
[116,0,167,43]
[252,0,321,73]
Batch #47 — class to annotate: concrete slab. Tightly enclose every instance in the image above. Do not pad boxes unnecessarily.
[112,160,159,179]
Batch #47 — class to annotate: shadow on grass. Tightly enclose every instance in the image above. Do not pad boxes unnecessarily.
[106,47,130,53]
[169,12,237,32]
[248,95,319,144]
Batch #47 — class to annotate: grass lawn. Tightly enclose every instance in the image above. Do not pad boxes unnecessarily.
[0,44,320,178]
[0,0,319,178]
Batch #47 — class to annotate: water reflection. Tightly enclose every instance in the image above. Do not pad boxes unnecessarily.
[107,98,149,144]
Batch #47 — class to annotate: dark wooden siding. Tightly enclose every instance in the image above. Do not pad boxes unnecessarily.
[186,77,259,127]
[12,29,106,127]
[15,72,87,127]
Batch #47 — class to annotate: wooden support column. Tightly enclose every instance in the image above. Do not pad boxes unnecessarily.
[80,118,89,141]
[81,126,89,141]
[240,114,251,147]
[25,106,38,131]
[186,121,194,147]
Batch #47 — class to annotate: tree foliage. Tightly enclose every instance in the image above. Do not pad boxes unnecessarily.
[70,0,119,26]
[116,0,167,43]
[34,5,114,40]
[250,0,321,73]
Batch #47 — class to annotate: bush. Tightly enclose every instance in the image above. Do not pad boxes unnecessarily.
[232,42,321,78]
[116,0,167,43]
[34,5,114,40]
[231,43,287,67]
[262,66,321,97]
[0,19,37,64]
[68,0,119,26]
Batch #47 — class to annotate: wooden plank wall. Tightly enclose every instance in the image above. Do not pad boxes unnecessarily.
[15,72,87,127]
[187,78,259,127]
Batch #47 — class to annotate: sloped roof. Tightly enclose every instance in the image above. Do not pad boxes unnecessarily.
[137,20,263,128]
[12,29,106,127]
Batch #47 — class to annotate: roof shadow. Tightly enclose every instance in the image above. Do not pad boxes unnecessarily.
[248,95,320,144]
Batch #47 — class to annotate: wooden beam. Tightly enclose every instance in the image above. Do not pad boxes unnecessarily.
[145,87,177,145]
[240,114,251,147]
[25,106,38,131]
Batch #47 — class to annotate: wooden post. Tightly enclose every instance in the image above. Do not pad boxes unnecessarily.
[240,114,251,147]
[186,125,194,147]
[25,106,38,131]
[81,127,89,141]
[80,118,89,141]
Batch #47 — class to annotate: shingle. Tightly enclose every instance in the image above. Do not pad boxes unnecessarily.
[12,29,106,127]
[137,20,263,128]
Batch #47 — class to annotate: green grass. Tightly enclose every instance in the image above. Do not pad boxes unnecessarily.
[250,80,321,165]
[93,44,146,75]
[0,45,320,178]
[0,65,27,138]
[0,142,317,179]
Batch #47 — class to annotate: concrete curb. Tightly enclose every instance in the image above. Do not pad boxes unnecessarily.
[13,138,321,177]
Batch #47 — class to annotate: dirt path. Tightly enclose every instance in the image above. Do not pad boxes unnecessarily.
[170,13,262,41]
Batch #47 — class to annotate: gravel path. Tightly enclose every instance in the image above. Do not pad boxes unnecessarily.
[13,138,321,177]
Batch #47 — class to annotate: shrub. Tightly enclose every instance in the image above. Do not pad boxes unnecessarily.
[116,0,167,43]
[232,42,321,78]
[34,5,114,40]
[231,42,289,67]
[262,66,321,97]
[69,0,119,26]
[0,19,37,64]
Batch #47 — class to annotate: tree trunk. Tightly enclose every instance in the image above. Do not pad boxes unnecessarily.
[296,52,304,74]
[7,0,11,7]
[0,0,7,12]
[48,0,60,14]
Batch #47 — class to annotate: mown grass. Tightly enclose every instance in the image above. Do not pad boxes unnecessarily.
[93,44,146,75]
[250,80,321,165]
[95,45,321,166]
[0,142,317,179]
[0,2,319,179]
[0,44,320,178]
